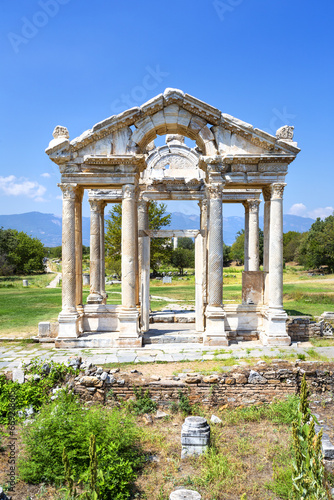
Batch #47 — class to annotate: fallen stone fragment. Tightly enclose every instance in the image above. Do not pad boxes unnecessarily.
[248,370,267,384]
[210,415,222,424]
[155,410,168,419]
[170,489,201,499]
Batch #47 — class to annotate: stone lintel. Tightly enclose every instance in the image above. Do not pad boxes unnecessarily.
[146,229,201,238]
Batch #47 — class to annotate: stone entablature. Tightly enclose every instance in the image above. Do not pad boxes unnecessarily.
[45,88,300,347]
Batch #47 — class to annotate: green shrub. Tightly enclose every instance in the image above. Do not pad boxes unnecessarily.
[127,386,157,415]
[0,359,78,425]
[266,461,294,498]
[221,396,299,425]
[18,391,143,499]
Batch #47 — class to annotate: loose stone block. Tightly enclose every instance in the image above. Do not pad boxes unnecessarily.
[181,416,210,458]
[170,490,201,500]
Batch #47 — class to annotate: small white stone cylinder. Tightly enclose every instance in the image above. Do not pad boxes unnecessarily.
[170,490,201,500]
[22,279,28,287]
[181,416,210,458]
[83,274,90,286]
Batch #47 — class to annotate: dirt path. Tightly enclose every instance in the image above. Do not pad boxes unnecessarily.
[46,272,61,288]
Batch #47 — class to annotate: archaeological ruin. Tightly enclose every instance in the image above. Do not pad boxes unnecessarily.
[45,88,300,348]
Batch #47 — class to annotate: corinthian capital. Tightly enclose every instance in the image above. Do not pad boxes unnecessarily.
[58,183,78,200]
[122,184,136,200]
[89,199,103,212]
[208,184,223,199]
[248,199,261,213]
[271,183,286,200]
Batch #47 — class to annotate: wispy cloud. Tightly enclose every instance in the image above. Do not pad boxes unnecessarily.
[0,175,47,201]
[288,203,333,220]
[41,172,51,178]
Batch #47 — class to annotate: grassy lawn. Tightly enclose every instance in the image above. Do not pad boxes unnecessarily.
[1,267,334,335]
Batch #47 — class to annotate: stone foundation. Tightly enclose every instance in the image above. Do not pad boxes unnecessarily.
[72,361,334,407]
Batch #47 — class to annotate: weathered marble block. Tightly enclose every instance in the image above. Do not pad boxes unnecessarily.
[181,416,210,458]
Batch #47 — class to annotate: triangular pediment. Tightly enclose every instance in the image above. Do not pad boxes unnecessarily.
[46,88,300,165]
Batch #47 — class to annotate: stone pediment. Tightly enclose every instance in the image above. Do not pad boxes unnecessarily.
[46,88,300,167]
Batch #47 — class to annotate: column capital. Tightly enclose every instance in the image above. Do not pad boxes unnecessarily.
[271,183,286,200]
[58,183,78,200]
[262,186,272,202]
[122,184,136,199]
[242,200,249,210]
[248,198,261,213]
[89,198,103,211]
[208,183,223,199]
[198,199,208,210]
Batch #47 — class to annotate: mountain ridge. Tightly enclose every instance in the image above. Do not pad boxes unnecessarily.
[0,211,316,247]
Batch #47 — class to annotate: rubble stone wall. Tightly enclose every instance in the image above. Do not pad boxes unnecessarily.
[73,361,334,408]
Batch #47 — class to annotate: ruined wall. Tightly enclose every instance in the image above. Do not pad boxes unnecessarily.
[73,361,334,407]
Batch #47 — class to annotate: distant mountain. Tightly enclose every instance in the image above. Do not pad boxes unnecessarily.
[0,211,315,247]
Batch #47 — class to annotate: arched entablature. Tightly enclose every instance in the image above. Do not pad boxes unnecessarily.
[142,134,204,182]
[128,101,218,157]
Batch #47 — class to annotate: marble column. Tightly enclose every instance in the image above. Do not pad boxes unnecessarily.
[87,199,103,304]
[261,183,290,345]
[99,202,107,305]
[58,183,80,337]
[248,199,260,272]
[119,184,140,340]
[75,187,84,314]
[138,200,150,332]
[262,187,271,304]
[197,199,208,331]
[243,201,250,272]
[204,184,227,345]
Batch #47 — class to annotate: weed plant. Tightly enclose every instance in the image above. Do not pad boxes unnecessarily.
[127,386,157,415]
[18,391,143,499]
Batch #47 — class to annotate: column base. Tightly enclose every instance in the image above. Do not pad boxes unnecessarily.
[118,308,140,343]
[203,305,228,346]
[58,311,80,338]
[260,308,291,346]
[87,293,103,304]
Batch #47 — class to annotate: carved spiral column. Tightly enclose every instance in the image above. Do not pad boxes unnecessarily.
[138,200,150,332]
[248,199,260,272]
[59,183,79,315]
[87,199,103,304]
[243,201,250,272]
[268,183,286,312]
[207,184,223,308]
[121,185,137,310]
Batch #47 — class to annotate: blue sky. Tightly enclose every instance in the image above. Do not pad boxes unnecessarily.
[1,0,333,220]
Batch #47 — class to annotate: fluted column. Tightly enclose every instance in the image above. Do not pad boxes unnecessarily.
[75,187,84,313]
[261,182,290,346]
[119,184,140,341]
[138,200,150,332]
[204,183,227,344]
[196,199,208,332]
[58,183,80,338]
[268,184,285,312]
[87,199,103,304]
[99,202,107,305]
[262,187,271,304]
[248,199,260,271]
[243,201,250,271]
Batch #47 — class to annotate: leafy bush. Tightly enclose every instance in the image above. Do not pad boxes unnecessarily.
[127,386,157,415]
[0,359,78,425]
[18,391,143,499]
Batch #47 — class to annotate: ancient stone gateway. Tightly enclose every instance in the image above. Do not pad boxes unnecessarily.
[45,88,300,348]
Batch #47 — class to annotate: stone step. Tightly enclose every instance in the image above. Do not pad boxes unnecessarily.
[144,335,203,344]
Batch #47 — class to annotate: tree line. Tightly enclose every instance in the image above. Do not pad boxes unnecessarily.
[1,211,334,277]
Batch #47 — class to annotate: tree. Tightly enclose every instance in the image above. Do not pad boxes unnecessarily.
[230,230,245,265]
[105,202,172,276]
[298,214,334,271]
[229,229,264,266]
[171,248,194,275]
[0,227,45,275]
[178,237,194,250]
[283,231,303,263]
[223,242,231,267]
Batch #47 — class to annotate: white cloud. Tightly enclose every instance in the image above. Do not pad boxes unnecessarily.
[0,175,47,201]
[41,172,51,178]
[288,203,307,216]
[288,203,333,220]
[308,206,334,219]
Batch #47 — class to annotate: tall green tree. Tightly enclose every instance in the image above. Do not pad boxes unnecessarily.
[283,231,304,263]
[170,248,194,275]
[298,214,334,271]
[178,237,194,250]
[105,202,172,276]
[229,229,264,266]
[0,227,45,275]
